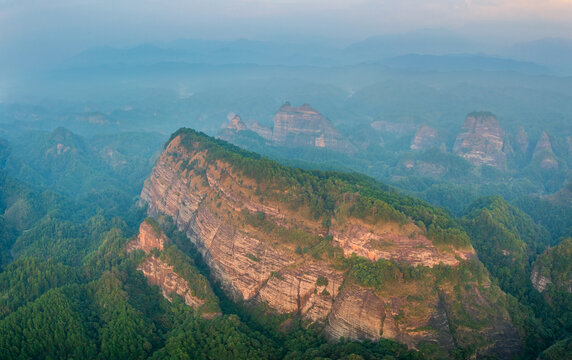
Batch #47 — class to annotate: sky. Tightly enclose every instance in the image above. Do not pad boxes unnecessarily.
[1,0,572,71]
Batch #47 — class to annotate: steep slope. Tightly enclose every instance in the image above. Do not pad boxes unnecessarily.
[531,132,559,170]
[514,182,572,241]
[410,125,440,151]
[140,128,524,358]
[127,219,221,316]
[271,103,355,153]
[453,112,506,170]
[531,238,572,294]
[462,196,551,298]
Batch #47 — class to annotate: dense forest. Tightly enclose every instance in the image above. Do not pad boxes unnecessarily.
[0,126,570,359]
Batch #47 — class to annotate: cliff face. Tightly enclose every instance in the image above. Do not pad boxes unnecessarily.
[532,132,559,170]
[226,114,247,132]
[531,238,572,294]
[410,126,439,151]
[453,112,506,170]
[139,129,522,358]
[531,268,552,293]
[245,120,272,140]
[138,256,206,309]
[515,126,529,154]
[271,103,354,153]
[127,220,220,316]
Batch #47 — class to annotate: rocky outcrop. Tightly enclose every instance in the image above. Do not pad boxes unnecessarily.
[272,103,354,153]
[139,129,522,357]
[331,221,473,267]
[531,268,552,292]
[453,112,506,170]
[245,119,272,140]
[126,221,166,253]
[532,132,558,170]
[515,126,529,154]
[325,287,386,341]
[138,256,205,309]
[256,263,344,321]
[531,239,572,294]
[127,221,212,313]
[410,126,439,151]
[226,113,247,132]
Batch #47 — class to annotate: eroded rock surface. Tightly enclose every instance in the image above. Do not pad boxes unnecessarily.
[531,268,552,293]
[532,132,559,170]
[127,221,210,313]
[272,103,354,153]
[410,126,439,151]
[139,130,522,357]
[453,112,506,170]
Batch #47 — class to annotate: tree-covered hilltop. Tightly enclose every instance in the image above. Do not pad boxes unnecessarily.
[460,197,572,355]
[531,239,572,338]
[462,196,551,298]
[171,127,469,248]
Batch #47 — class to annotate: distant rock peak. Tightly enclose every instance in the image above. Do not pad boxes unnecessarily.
[532,131,558,170]
[410,125,439,151]
[226,114,247,132]
[272,103,355,153]
[453,112,506,170]
[515,126,529,154]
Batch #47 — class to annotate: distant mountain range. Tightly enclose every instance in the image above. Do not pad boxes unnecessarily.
[63,35,572,75]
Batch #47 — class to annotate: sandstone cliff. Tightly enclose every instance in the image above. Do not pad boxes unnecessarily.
[245,119,272,140]
[410,126,439,151]
[532,132,559,170]
[271,103,355,153]
[139,128,522,358]
[226,114,248,132]
[127,220,220,316]
[453,112,506,170]
[515,126,529,154]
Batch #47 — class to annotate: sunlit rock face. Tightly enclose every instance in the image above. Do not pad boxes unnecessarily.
[139,130,522,358]
[453,112,506,170]
[127,222,208,312]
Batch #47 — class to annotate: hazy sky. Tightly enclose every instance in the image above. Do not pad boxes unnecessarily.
[1,0,572,70]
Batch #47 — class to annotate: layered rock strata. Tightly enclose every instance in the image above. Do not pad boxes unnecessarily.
[139,130,522,358]
[271,103,354,153]
[410,126,439,151]
[127,221,207,312]
[453,112,506,170]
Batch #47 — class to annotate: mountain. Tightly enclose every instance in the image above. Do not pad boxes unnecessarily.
[271,103,355,153]
[381,54,546,74]
[504,37,572,75]
[127,219,221,316]
[410,125,440,151]
[461,196,551,298]
[453,112,507,170]
[531,132,559,170]
[221,103,355,154]
[139,128,527,358]
[514,182,572,241]
[531,238,572,294]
